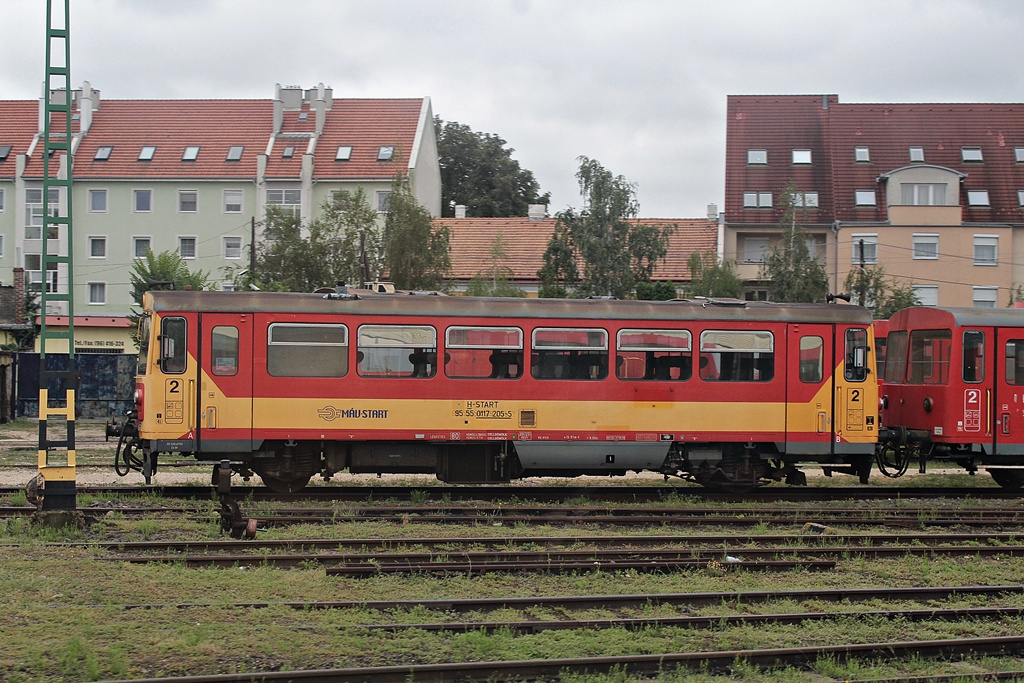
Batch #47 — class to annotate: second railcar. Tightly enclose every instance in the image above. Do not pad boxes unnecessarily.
[114,291,878,491]
[878,306,1024,488]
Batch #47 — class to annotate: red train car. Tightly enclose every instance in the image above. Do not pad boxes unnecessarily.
[113,291,878,491]
[878,306,1024,488]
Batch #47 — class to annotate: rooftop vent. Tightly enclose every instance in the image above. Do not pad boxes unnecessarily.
[454,204,467,218]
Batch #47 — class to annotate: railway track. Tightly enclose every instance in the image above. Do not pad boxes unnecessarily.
[1,482,1018,503]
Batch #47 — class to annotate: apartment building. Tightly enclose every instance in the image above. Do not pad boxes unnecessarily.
[724,94,1024,307]
[0,82,440,337]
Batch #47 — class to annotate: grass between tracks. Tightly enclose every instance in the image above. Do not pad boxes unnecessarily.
[3,493,1024,682]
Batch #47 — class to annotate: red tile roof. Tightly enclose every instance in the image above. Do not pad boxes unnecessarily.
[0,101,40,178]
[1,96,426,181]
[725,95,1024,225]
[441,217,718,283]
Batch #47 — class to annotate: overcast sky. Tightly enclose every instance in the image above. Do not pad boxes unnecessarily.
[4,0,1024,218]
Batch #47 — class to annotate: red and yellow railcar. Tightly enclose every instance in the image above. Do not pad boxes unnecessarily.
[878,306,1024,488]
[115,290,877,491]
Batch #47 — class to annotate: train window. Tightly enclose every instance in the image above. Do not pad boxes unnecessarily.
[963,331,985,383]
[159,317,187,374]
[357,325,437,378]
[799,336,824,383]
[698,330,773,382]
[445,326,523,379]
[884,331,908,384]
[211,326,239,376]
[844,328,869,382]
[1005,340,1024,385]
[137,314,151,376]
[615,329,691,381]
[907,329,952,385]
[267,323,348,377]
[531,328,608,380]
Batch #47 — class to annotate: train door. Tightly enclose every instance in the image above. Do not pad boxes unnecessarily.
[196,313,253,453]
[993,329,1024,455]
[785,324,835,456]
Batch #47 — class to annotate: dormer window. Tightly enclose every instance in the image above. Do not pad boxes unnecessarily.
[909,146,925,163]
[226,146,244,162]
[335,146,353,161]
[961,147,983,162]
[967,189,990,206]
[854,146,870,162]
[377,146,394,161]
[282,146,294,159]
[138,146,156,161]
[0,145,11,161]
[182,146,200,161]
[747,149,767,165]
[792,149,812,164]
[94,146,112,161]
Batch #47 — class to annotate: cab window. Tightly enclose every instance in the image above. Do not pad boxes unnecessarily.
[844,328,869,382]
[907,329,952,384]
[160,317,187,374]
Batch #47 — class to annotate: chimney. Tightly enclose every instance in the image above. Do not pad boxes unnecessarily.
[454,204,467,218]
[12,268,25,324]
[706,203,718,221]
[528,204,547,221]
[272,83,284,134]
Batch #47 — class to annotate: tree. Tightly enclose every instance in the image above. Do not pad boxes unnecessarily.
[128,249,211,336]
[383,177,451,290]
[759,182,830,303]
[635,281,678,301]
[536,224,579,298]
[685,252,743,298]
[844,265,920,319]
[547,156,672,299]
[253,190,381,292]
[436,117,550,217]
[464,234,525,297]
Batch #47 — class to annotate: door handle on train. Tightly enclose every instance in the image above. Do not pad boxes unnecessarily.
[1002,413,1010,435]
[817,411,827,433]
[207,406,217,429]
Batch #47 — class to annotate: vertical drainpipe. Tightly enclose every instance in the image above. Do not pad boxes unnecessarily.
[831,219,841,293]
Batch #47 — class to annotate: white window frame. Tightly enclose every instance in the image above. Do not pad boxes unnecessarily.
[88,235,107,259]
[742,236,770,263]
[178,189,198,213]
[0,235,5,257]
[335,146,353,161]
[1015,147,1024,163]
[854,146,870,162]
[747,149,767,165]
[854,190,876,206]
[138,146,156,161]
[266,188,301,219]
[1018,190,1024,207]
[974,235,998,266]
[25,187,59,237]
[911,233,938,260]
[223,236,242,260]
[376,190,393,213]
[967,189,990,206]
[973,286,998,308]
[909,146,925,163]
[377,146,394,161]
[961,146,984,162]
[223,189,243,213]
[743,191,772,208]
[0,187,4,212]
[88,282,106,305]
[913,285,939,306]
[133,189,152,213]
[792,191,819,208]
[851,233,878,265]
[178,236,197,260]
[901,183,946,206]
[182,146,200,161]
[87,189,107,213]
[791,149,812,164]
[132,236,152,259]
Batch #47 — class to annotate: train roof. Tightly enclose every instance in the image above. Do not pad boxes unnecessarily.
[888,306,1024,330]
[143,290,873,325]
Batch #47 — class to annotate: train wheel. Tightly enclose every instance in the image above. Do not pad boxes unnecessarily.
[987,469,1024,490]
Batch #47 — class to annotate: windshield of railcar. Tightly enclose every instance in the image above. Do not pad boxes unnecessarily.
[137,315,150,376]
[907,329,952,384]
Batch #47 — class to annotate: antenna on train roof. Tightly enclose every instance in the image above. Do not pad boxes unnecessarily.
[827,292,852,303]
